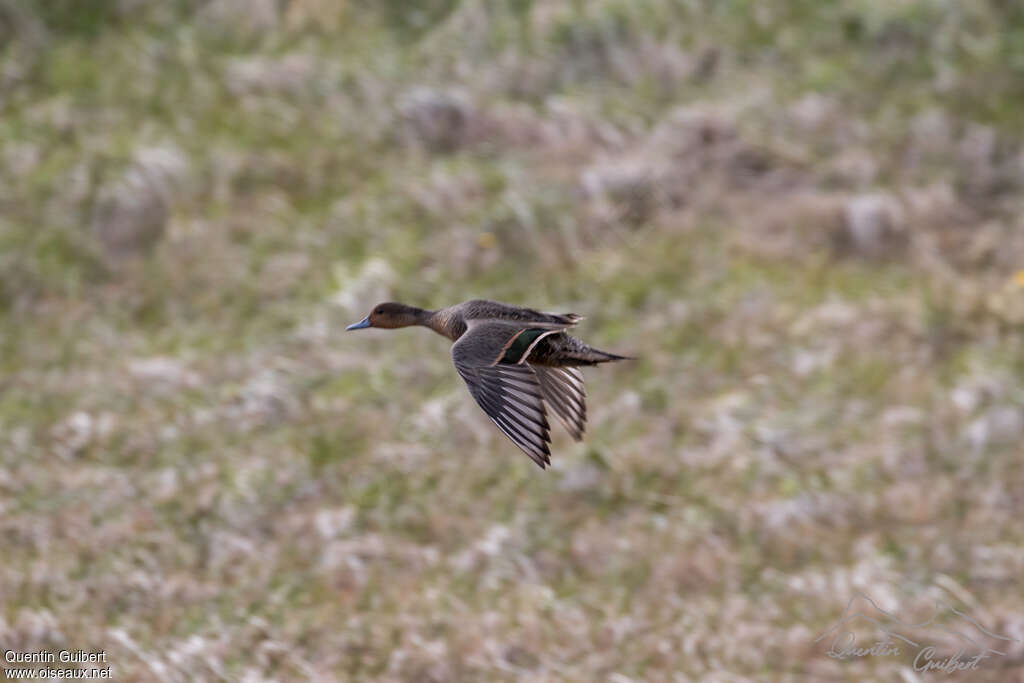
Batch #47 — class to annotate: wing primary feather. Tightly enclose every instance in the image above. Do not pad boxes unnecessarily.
[548,368,585,397]
[533,366,587,441]
[545,377,585,410]
[496,411,548,446]
[487,417,549,468]
[477,383,548,430]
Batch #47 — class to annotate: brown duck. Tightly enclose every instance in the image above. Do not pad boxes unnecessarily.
[347,299,631,468]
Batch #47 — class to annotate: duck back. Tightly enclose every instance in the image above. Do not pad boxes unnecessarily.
[456,299,580,325]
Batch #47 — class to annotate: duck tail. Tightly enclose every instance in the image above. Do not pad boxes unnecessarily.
[590,348,635,364]
[530,334,634,366]
[564,345,635,366]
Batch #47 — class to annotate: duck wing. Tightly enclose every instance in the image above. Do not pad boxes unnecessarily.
[452,320,568,468]
[532,366,586,441]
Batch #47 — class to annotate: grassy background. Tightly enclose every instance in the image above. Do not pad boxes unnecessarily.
[2,0,1024,680]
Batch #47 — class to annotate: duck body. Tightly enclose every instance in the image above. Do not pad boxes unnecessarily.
[348,299,631,468]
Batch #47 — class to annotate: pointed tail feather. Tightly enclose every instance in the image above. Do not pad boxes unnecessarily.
[593,349,634,362]
[564,346,634,365]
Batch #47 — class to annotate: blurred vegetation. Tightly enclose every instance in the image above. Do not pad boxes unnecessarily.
[2,0,1024,680]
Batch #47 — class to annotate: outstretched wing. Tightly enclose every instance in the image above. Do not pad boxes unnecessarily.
[452,321,562,468]
[532,366,586,441]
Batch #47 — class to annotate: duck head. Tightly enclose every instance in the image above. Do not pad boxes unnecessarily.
[346,302,428,330]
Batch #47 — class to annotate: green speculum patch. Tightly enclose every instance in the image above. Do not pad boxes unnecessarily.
[499,328,549,364]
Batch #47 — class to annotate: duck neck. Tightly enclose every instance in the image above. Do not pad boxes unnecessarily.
[400,306,432,326]
[423,308,461,340]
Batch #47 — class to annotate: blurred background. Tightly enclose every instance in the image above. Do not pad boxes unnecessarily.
[2,0,1024,680]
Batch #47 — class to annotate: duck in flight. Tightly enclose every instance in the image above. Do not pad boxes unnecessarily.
[347,299,631,468]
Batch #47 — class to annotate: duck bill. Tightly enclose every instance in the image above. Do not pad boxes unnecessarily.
[346,316,372,330]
